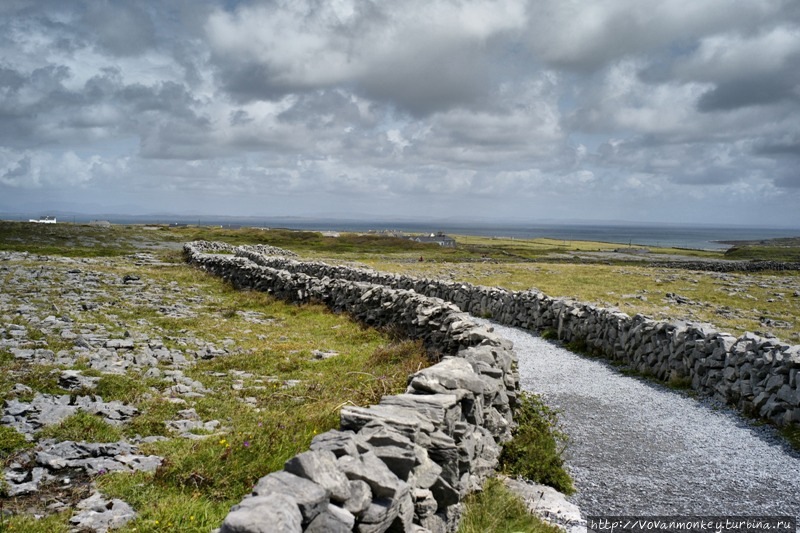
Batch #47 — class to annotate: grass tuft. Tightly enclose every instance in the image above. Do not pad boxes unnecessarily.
[0,425,32,459]
[36,411,124,443]
[500,392,574,495]
[458,477,563,533]
[779,424,800,452]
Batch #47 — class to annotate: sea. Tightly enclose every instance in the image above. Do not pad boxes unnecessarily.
[11,214,800,251]
[269,221,797,251]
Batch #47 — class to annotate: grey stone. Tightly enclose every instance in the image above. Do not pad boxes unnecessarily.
[305,504,355,533]
[310,429,360,458]
[409,447,442,489]
[252,470,329,523]
[427,431,460,487]
[407,357,485,395]
[69,493,137,533]
[337,451,408,500]
[380,393,460,433]
[311,349,340,360]
[358,498,400,532]
[3,467,50,496]
[284,450,352,503]
[221,494,303,533]
[343,479,372,515]
[430,476,460,508]
[106,338,135,350]
[412,488,438,519]
[341,404,435,443]
[9,383,33,396]
[504,476,586,533]
[58,370,99,391]
[373,445,417,481]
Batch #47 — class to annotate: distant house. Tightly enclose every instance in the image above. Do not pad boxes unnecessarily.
[409,232,456,248]
[28,216,56,224]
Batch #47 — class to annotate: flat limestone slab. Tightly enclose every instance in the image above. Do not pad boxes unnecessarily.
[503,476,585,533]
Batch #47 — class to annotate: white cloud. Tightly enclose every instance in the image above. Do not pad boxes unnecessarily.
[0,0,799,226]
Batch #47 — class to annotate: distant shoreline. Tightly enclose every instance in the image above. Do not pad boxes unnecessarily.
[3,215,799,251]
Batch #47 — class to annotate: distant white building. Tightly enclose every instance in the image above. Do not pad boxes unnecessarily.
[28,216,57,224]
[409,232,456,247]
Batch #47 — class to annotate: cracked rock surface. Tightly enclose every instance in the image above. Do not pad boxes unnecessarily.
[0,251,250,529]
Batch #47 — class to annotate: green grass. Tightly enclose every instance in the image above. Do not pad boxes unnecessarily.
[458,477,563,533]
[779,424,800,452]
[0,239,432,531]
[0,511,72,533]
[0,221,140,257]
[725,244,800,262]
[500,392,574,495]
[0,425,32,459]
[37,412,125,442]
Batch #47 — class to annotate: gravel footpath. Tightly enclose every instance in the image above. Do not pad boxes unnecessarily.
[480,320,800,520]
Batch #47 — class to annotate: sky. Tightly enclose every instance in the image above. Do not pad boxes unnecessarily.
[1,0,799,227]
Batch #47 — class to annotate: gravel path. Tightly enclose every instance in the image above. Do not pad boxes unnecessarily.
[481,320,800,520]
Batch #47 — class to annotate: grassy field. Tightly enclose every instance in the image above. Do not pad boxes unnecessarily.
[1,220,798,531]
[0,225,429,531]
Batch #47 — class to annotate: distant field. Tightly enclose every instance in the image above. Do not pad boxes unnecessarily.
[2,220,799,343]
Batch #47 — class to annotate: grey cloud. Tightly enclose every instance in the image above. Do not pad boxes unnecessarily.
[1,0,800,227]
[755,140,800,156]
[697,76,797,111]
[0,66,25,91]
[217,63,300,104]
[1,155,31,185]
[526,0,794,72]
[120,81,201,117]
[82,1,157,56]
[229,109,252,126]
[357,40,491,117]
[773,171,800,188]
[205,1,524,116]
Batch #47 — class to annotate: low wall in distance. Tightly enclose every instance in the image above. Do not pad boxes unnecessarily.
[234,246,800,427]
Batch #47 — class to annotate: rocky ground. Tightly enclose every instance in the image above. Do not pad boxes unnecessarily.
[0,250,250,531]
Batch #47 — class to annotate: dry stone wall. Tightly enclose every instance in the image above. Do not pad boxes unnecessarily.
[654,260,800,272]
[233,246,800,427]
[184,242,520,533]
[186,240,800,532]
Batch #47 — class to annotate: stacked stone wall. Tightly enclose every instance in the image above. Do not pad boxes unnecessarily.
[233,246,800,426]
[185,241,800,532]
[185,242,520,533]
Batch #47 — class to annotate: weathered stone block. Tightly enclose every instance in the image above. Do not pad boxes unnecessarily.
[251,471,329,523]
[284,450,351,504]
[220,494,302,533]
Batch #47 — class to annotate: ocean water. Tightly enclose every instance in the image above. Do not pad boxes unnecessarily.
[229,220,800,251]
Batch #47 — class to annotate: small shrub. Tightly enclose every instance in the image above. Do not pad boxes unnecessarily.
[500,392,574,495]
[540,328,558,341]
[0,425,32,459]
[779,424,800,452]
[666,374,692,391]
[566,337,589,355]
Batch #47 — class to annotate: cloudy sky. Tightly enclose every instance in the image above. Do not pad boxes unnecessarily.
[1,0,799,227]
